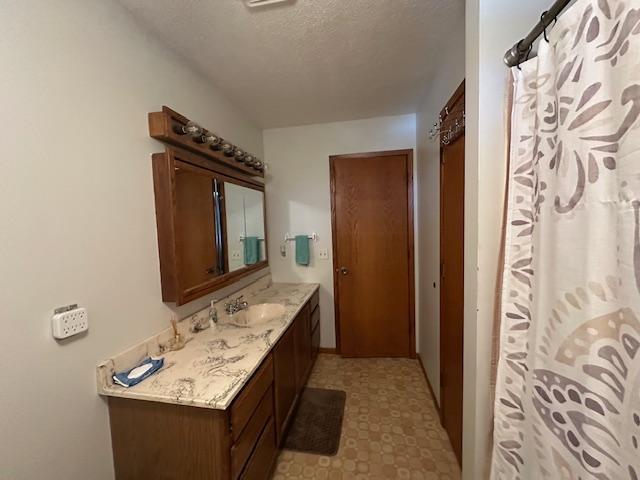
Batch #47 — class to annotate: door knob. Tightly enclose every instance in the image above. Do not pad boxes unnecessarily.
[339,267,349,275]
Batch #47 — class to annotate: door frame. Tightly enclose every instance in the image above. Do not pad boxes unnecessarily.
[329,149,415,357]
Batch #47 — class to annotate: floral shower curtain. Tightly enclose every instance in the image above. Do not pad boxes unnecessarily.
[491,1,640,479]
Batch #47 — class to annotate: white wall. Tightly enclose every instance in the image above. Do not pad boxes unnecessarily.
[0,1,263,479]
[263,115,417,349]
[463,0,551,478]
[415,17,466,406]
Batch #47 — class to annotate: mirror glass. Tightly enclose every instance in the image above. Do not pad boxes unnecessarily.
[224,182,267,272]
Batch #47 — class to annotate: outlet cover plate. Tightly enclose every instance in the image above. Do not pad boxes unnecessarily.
[52,306,88,339]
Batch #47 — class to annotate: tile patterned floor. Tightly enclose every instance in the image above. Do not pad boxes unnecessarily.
[273,354,461,480]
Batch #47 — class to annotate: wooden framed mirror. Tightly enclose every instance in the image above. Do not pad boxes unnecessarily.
[152,146,268,305]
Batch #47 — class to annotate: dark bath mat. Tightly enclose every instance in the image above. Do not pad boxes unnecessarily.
[283,387,346,456]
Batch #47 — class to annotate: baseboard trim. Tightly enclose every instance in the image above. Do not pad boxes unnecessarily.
[416,353,442,423]
[318,347,338,354]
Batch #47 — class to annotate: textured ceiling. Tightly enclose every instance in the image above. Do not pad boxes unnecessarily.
[119,0,464,128]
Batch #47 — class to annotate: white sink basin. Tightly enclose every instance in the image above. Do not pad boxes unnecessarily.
[228,303,286,326]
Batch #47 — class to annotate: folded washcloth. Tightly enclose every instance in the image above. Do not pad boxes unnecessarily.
[244,236,260,265]
[295,235,310,266]
[113,356,164,388]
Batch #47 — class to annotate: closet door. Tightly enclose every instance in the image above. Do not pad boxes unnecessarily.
[439,82,465,465]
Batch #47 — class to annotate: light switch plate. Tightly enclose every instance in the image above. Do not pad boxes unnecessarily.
[52,305,88,339]
[318,248,329,260]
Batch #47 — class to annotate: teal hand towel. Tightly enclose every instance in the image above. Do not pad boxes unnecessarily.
[295,235,310,266]
[244,236,260,265]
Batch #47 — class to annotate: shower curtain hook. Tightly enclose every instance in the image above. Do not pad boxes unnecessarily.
[516,40,525,70]
[541,11,550,43]
[517,41,534,70]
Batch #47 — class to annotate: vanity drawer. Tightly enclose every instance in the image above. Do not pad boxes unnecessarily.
[230,354,274,441]
[231,386,273,480]
[309,289,319,313]
[240,418,277,480]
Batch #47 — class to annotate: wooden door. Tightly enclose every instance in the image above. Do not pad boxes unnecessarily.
[439,82,465,464]
[330,150,415,358]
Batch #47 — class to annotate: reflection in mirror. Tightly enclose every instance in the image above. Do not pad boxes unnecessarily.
[225,183,266,272]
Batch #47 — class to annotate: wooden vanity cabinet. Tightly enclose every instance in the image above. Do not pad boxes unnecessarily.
[107,290,320,480]
[108,355,277,480]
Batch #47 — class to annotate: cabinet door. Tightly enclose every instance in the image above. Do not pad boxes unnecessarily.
[294,304,312,392]
[273,324,297,445]
[311,306,320,366]
[174,164,220,289]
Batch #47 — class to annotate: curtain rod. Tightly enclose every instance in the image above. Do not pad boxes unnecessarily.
[503,0,573,67]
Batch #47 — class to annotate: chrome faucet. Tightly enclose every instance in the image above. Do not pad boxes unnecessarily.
[224,295,248,315]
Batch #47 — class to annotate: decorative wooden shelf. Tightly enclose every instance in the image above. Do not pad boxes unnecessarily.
[148,106,264,178]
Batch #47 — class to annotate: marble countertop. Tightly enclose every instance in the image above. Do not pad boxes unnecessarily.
[97,278,319,410]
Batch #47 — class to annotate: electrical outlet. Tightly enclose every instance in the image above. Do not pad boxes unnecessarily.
[51,305,88,339]
[318,248,329,260]
[231,250,241,259]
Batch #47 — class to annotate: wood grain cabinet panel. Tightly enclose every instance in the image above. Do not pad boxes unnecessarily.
[108,397,231,480]
[294,304,312,392]
[311,308,320,368]
[174,165,220,289]
[309,289,319,313]
[231,387,273,480]
[273,322,297,445]
[239,419,277,480]
[310,305,320,333]
[230,355,273,441]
